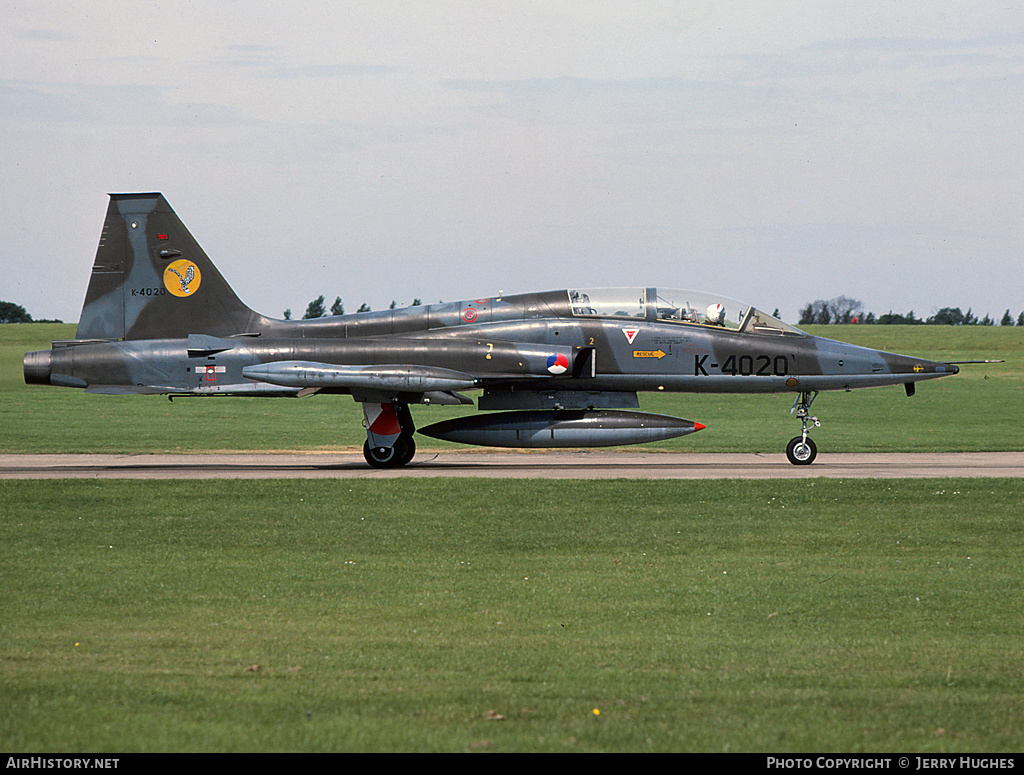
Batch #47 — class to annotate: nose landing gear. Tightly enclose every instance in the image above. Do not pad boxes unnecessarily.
[787,391,820,465]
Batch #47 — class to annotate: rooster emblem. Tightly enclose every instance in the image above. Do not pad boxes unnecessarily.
[169,264,194,294]
[162,259,202,297]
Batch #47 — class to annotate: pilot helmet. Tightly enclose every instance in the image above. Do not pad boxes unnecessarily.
[706,303,726,325]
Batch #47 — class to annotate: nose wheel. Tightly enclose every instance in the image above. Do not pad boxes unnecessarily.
[787,391,820,465]
[786,435,817,465]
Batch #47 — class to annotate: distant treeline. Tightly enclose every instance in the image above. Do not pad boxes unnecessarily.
[285,295,423,320]
[294,294,1024,327]
[799,296,1023,326]
[0,301,63,324]
[6,293,1018,328]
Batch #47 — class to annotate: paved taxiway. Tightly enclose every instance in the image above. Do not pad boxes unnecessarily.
[2,451,1022,480]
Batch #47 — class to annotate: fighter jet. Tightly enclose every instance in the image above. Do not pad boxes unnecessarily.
[24,193,960,467]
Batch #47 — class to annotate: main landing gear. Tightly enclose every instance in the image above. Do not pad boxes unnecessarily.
[362,402,416,469]
[787,391,820,465]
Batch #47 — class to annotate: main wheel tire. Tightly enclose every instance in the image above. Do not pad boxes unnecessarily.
[396,435,416,466]
[786,436,817,465]
[363,437,415,469]
[364,439,401,468]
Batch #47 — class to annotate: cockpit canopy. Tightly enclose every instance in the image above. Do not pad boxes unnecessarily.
[568,288,804,336]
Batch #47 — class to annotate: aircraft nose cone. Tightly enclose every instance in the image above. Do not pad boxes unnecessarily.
[891,354,958,375]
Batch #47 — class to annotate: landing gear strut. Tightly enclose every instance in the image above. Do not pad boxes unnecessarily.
[362,402,416,468]
[787,391,820,465]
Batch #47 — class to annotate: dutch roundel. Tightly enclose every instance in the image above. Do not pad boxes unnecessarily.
[546,353,569,374]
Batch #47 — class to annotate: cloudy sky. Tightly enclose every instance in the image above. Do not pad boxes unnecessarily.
[3,2,1022,324]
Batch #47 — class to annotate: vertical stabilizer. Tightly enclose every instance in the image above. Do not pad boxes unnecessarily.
[76,194,263,340]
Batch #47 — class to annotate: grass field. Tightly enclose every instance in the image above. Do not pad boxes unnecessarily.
[2,478,1023,752]
[3,323,1022,454]
[2,323,1022,752]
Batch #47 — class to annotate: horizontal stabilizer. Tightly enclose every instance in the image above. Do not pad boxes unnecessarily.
[243,361,480,393]
[187,334,236,356]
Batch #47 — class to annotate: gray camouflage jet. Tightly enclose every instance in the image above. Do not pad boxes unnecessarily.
[24,193,960,467]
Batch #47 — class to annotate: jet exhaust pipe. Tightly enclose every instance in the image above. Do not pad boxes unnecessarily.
[418,409,704,448]
[23,351,52,385]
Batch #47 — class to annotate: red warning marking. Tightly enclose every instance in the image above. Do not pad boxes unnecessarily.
[369,404,401,436]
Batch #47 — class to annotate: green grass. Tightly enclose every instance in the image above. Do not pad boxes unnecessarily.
[2,478,1023,752]
[4,325,1023,752]
[3,323,1022,454]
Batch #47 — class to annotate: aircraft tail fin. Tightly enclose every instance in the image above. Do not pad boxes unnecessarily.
[76,194,264,340]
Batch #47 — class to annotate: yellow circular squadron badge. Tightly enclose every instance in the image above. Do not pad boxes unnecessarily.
[163,259,202,297]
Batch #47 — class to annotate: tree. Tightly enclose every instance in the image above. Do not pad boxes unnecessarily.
[831,296,864,324]
[927,307,967,325]
[1000,310,1013,326]
[0,301,32,323]
[1018,311,1024,327]
[356,303,371,313]
[283,308,292,320]
[798,296,864,325]
[330,297,344,316]
[877,310,922,325]
[302,295,326,319]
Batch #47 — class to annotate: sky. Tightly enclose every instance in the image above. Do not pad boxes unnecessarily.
[3,1,1022,324]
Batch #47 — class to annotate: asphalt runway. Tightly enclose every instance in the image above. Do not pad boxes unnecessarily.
[2,451,1022,480]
